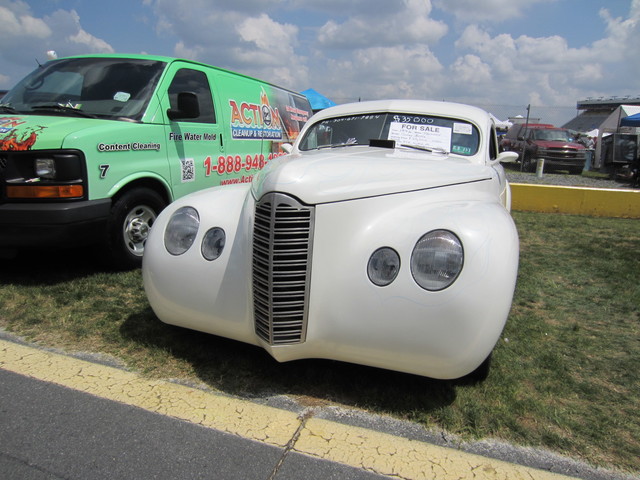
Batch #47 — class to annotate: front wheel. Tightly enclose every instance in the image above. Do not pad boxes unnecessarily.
[106,188,165,269]
[458,353,492,384]
[522,154,536,173]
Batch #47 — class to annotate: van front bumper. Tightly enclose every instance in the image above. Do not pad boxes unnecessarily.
[0,199,111,248]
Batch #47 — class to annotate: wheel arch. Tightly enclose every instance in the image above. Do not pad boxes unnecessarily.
[108,174,172,207]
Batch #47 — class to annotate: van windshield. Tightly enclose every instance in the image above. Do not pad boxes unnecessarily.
[1,57,166,121]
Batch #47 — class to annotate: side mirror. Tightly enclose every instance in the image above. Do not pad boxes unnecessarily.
[281,143,293,154]
[488,151,518,166]
[167,92,200,120]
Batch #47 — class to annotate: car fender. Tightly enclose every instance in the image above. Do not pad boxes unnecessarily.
[264,182,519,379]
[143,184,259,345]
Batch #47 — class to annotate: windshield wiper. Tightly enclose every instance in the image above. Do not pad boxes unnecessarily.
[0,104,20,114]
[317,138,360,149]
[400,144,449,154]
[318,143,360,150]
[31,104,96,118]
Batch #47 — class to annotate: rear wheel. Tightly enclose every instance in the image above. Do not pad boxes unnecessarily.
[106,188,165,269]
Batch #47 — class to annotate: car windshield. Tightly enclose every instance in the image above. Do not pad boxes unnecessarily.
[1,57,166,121]
[298,112,480,156]
[532,129,573,142]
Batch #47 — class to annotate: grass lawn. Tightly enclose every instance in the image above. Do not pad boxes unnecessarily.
[1,211,639,474]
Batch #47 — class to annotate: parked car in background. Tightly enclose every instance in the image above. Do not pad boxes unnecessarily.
[500,123,586,173]
[143,99,520,381]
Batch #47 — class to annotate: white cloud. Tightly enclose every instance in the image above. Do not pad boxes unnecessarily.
[0,4,50,38]
[236,14,299,63]
[317,0,447,48]
[446,0,640,108]
[433,0,557,23]
[322,45,445,102]
[450,55,492,85]
[2,0,639,127]
[0,1,113,86]
[148,0,310,90]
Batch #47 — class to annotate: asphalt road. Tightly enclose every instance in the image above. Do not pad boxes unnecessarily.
[1,336,638,480]
[0,368,388,480]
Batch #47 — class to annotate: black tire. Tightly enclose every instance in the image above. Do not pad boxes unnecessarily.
[522,154,536,173]
[459,353,492,384]
[106,187,165,270]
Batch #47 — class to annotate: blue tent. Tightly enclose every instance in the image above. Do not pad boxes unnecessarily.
[301,88,336,111]
[620,112,640,127]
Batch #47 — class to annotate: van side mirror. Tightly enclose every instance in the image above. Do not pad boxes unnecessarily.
[167,92,200,120]
[281,143,293,154]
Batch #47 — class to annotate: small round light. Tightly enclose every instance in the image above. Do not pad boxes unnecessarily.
[411,230,463,291]
[367,247,400,286]
[164,206,199,255]
[201,227,226,261]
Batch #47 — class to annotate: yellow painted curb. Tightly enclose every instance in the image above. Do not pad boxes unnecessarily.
[0,339,578,480]
[511,183,640,218]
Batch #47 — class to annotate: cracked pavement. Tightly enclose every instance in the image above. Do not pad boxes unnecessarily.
[1,338,634,480]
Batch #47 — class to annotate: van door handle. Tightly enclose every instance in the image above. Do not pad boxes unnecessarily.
[219,133,224,152]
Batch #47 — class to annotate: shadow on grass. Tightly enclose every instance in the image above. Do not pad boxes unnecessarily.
[0,246,120,286]
[121,308,458,415]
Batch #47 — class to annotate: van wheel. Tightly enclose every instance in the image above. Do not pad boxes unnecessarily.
[106,188,165,269]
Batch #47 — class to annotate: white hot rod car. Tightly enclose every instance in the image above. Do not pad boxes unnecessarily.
[142,100,520,380]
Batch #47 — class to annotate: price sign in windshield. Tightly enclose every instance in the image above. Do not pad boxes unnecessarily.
[388,122,452,151]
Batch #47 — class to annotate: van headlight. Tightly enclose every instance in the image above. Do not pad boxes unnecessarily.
[410,230,463,291]
[35,157,56,179]
[164,207,199,255]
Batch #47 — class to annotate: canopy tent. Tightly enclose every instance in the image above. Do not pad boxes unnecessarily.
[593,105,640,168]
[620,112,640,127]
[301,88,336,111]
[490,113,512,130]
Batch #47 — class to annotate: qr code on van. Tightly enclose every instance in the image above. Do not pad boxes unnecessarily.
[181,158,195,182]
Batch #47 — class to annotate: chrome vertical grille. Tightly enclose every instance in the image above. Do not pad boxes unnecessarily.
[252,193,314,345]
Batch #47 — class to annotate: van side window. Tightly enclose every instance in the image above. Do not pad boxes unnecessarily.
[168,68,216,123]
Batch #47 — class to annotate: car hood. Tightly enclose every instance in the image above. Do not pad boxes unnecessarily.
[0,115,109,150]
[252,147,492,204]
[535,140,585,149]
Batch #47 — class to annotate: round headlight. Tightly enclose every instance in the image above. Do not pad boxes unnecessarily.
[410,230,463,291]
[367,247,400,286]
[164,206,199,255]
[201,227,226,261]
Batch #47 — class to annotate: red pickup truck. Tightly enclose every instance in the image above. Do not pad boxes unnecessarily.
[500,124,586,174]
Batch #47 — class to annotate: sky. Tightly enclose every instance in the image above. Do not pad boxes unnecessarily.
[0,0,638,126]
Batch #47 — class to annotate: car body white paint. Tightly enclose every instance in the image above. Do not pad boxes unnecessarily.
[143,100,519,379]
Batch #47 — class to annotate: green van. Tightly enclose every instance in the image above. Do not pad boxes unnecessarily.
[0,54,312,267]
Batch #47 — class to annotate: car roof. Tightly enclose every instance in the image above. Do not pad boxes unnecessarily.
[309,99,492,126]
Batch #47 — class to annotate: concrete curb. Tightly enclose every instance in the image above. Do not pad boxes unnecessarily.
[0,338,602,480]
[511,183,640,218]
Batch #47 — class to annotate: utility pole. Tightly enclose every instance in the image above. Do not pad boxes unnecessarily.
[521,104,531,172]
